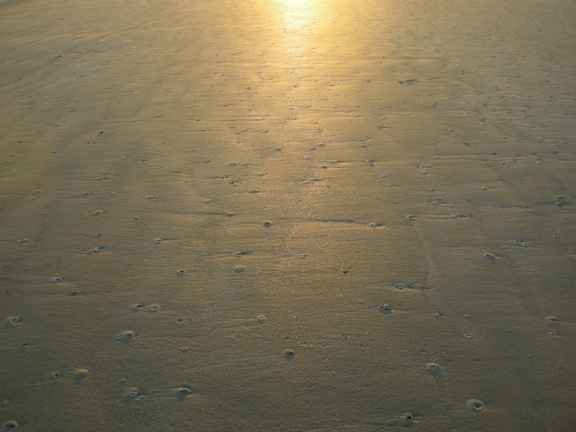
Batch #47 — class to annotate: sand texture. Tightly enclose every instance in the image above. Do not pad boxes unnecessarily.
[1,0,576,430]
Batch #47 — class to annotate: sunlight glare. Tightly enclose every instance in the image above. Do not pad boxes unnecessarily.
[280,0,313,7]
[277,0,318,33]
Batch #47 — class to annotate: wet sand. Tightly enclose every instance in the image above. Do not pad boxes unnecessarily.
[1,0,576,430]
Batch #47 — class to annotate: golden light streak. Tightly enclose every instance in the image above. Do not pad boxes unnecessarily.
[276,0,318,33]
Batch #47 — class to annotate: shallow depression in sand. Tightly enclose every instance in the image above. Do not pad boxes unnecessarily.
[466,399,486,413]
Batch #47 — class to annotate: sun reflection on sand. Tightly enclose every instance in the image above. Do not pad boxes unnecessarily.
[279,0,315,8]
[276,0,323,33]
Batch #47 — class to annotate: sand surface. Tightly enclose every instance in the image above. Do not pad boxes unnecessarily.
[1,0,576,430]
